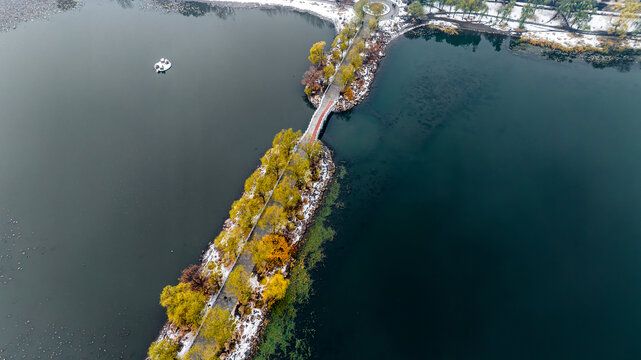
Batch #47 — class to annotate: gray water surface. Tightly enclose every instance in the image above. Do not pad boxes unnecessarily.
[0,2,334,358]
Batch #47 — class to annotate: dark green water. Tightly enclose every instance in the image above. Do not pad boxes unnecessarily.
[305,31,641,359]
[0,3,333,358]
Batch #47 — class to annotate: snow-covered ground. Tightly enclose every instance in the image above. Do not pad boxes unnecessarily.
[421,2,641,49]
[227,308,265,359]
[206,0,355,30]
[379,1,408,36]
[290,146,335,245]
[203,0,641,50]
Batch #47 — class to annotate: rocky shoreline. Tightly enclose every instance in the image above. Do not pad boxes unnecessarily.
[402,19,641,69]
[228,146,335,360]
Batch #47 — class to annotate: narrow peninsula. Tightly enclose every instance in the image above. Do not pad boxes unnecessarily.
[145,0,641,359]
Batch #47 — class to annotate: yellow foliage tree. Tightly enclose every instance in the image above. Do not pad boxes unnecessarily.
[349,48,363,69]
[354,40,366,53]
[159,283,205,328]
[272,128,301,159]
[273,175,301,211]
[258,204,289,234]
[308,41,326,66]
[260,147,283,177]
[368,17,378,31]
[289,152,312,187]
[249,234,293,273]
[227,265,253,304]
[200,306,236,353]
[323,63,335,80]
[214,226,246,264]
[185,343,217,360]
[229,196,263,231]
[344,86,355,101]
[148,339,180,360]
[262,273,290,304]
[610,0,641,37]
[331,35,340,49]
[355,0,368,18]
[340,64,355,86]
[302,140,323,163]
[244,170,277,204]
[332,49,342,62]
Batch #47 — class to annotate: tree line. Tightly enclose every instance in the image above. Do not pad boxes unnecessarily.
[406,0,641,35]
[148,129,325,360]
[303,0,388,103]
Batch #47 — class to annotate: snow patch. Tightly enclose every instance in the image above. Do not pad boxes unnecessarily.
[290,148,334,245]
[206,0,355,31]
[419,2,641,49]
[227,308,265,360]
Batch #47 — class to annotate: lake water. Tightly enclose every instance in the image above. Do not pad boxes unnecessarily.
[0,2,333,358]
[2,2,641,360]
[307,30,641,359]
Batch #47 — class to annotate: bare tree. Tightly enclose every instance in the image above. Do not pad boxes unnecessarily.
[179,264,206,292]
[302,67,324,93]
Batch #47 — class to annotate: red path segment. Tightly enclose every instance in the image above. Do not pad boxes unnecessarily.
[310,100,334,141]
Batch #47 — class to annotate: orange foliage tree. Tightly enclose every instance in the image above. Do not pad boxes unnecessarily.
[343,86,354,101]
[302,68,324,95]
[249,234,293,274]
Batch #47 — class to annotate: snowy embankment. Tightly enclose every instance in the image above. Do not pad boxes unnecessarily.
[206,0,355,31]
[220,146,335,360]
[227,308,264,359]
[199,0,641,50]
[411,2,641,49]
[379,0,409,37]
[289,146,334,245]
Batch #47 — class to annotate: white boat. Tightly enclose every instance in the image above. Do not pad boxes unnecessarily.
[154,58,172,73]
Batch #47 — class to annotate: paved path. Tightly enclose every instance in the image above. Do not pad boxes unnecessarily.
[189,206,271,353]
[303,3,399,142]
[303,88,338,142]
[184,4,401,356]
